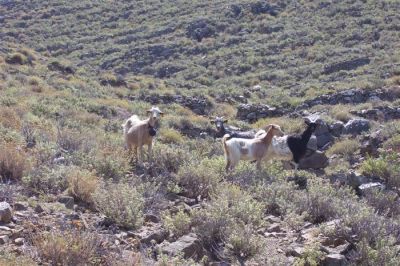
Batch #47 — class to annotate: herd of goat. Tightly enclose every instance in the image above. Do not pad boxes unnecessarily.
[122,106,319,172]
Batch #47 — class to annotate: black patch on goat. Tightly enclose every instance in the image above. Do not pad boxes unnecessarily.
[148,125,157,136]
[287,122,318,164]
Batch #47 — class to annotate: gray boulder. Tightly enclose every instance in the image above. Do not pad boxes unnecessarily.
[299,151,329,169]
[358,182,385,196]
[0,202,12,223]
[159,233,203,259]
[58,196,74,209]
[329,121,344,137]
[131,224,168,245]
[344,119,370,135]
[323,254,348,266]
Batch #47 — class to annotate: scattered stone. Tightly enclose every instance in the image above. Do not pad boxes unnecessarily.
[322,254,348,266]
[159,233,203,259]
[58,196,75,209]
[14,237,24,246]
[267,224,281,233]
[323,57,370,75]
[358,182,385,196]
[265,215,281,224]
[53,156,66,164]
[34,204,44,213]
[144,214,159,224]
[329,121,344,137]
[286,245,305,257]
[130,224,168,245]
[0,202,12,223]
[134,94,212,115]
[236,103,284,121]
[347,171,369,189]
[0,235,9,245]
[343,119,370,135]
[13,202,28,211]
[186,19,215,42]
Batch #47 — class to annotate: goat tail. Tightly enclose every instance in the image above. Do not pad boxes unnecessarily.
[222,134,230,159]
[122,120,132,134]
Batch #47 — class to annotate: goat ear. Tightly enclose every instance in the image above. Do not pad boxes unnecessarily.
[210,120,215,124]
[147,110,152,113]
[304,120,310,125]
[223,119,228,123]
[160,112,165,116]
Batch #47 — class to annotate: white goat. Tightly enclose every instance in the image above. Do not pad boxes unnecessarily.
[122,106,164,163]
[257,122,318,170]
[223,124,284,172]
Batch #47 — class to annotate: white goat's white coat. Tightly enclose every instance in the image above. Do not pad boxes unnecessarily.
[223,125,284,171]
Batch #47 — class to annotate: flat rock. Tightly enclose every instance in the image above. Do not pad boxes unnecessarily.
[329,121,344,137]
[286,245,305,257]
[13,202,28,211]
[58,196,74,209]
[159,233,203,259]
[0,235,9,245]
[0,202,12,223]
[299,151,329,169]
[358,182,385,196]
[14,237,24,246]
[322,253,348,266]
[267,224,282,233]
[344,119,370,135]
[130,224,168,245]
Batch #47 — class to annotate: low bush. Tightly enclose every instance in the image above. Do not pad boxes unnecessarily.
[67,168,99,205]
[0,141,30,181]
[33,229,105,266]
[23,166,69,195]
[5,52,28,65]
[175,157,225,199]
[159,128,184,144]
[162,208,192,237]
[327,138,360,159]
[360,151,400,189]
[93,182,144,229]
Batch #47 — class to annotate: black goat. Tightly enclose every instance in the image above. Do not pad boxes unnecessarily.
[210,116,256,139]
[287,121,318,170]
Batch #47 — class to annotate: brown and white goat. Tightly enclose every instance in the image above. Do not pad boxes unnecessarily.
[223,124,284,172]
[122,106,164,163]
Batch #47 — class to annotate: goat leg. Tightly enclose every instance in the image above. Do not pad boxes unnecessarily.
[148,143,153,163]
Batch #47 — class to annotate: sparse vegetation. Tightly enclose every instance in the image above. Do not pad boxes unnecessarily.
[1,0,400,264]
[93,182,144,229]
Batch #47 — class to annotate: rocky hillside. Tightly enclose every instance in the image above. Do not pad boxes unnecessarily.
[1,0,400,265]
[1,0,400,103]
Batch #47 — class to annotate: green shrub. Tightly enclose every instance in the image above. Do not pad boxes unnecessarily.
[193,183,264,245]
[223,223,263,263]
[67,168,99,205]
[294,242,324,266]
[33,229,105,266]
[360,151,400,189]
[23,166,69,195]
[159,128,184,144]
[93,182,144,229]
[0,141,31,180]
[162,209,192,237]
[175,157,225,199]
[351,237,400,266]
[5,52,28,65]
[327,138,360,158]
